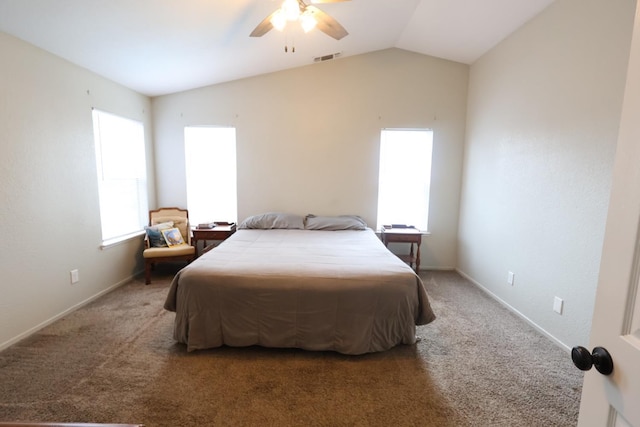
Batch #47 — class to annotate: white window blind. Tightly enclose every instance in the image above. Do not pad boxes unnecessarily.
[376,129,433,231]
[92,109,148,244]
[184,126,238,226]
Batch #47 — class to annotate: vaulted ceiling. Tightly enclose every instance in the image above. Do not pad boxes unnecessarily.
[0,0,556,96]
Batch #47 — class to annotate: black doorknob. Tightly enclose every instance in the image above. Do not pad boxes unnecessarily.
[571,346,614,376]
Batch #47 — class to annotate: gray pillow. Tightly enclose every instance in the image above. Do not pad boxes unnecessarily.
[239,212,305,229]
[304,215,367,231]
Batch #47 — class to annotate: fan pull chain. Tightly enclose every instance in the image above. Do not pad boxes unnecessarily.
[284,32,295,53]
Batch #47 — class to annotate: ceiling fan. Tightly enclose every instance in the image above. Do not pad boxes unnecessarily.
[250,0,350,41]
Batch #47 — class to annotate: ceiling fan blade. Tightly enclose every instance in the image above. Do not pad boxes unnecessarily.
[250,11,277,37]
[307,6,348,40]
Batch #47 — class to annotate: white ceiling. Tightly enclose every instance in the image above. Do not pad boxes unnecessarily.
[0,0,556,97]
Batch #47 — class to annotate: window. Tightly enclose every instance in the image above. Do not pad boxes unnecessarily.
[92,109,148,245]
[376,129,433,231]
[184,126,237,225]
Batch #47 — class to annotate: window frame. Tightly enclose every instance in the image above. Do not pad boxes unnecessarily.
[376,128,434,232]
[92,108,148,247]
[183,126,238,226]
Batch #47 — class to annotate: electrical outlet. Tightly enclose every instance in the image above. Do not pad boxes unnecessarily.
[553,296,564,314]
[507,271,515,286]
[70,269,79,284]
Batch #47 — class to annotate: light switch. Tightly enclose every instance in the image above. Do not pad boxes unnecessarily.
[553,296,563,314]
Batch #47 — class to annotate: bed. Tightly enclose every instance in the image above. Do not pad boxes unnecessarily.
[164,213,436,355]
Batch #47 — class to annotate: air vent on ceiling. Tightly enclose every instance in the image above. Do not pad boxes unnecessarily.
[313,52,342,63]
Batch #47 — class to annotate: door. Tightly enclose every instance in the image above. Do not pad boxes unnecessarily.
[576,3,640,426]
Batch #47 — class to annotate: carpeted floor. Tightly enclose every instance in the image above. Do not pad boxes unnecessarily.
[0,267,583,426]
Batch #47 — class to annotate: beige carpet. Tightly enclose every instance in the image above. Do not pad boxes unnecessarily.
[0,267,583,426]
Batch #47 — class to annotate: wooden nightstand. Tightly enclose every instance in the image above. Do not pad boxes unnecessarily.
[381,227,423,273]
[192,224,236,257]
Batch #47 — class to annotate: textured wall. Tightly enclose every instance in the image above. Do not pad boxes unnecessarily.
[458,0,636,348]
[0,31,153,349]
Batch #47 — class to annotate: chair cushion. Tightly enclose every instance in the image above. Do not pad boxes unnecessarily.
[143,245,195,259]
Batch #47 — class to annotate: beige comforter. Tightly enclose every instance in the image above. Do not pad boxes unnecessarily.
[164,228,436,355]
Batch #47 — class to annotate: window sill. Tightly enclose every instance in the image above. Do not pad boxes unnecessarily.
[100,230,145,250]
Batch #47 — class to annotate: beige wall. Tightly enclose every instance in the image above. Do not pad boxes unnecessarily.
[458,0,636,348]
[152,48,469,269]
[0,31,153,350]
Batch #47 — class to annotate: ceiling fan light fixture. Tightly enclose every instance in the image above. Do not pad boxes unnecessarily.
[300,12,317,33]
[282,0,301,21]
[250,0,349,41]
[270,9,287,31]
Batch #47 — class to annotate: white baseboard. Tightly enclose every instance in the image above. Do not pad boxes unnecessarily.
[455,268,571,353]
[0,272,141,352]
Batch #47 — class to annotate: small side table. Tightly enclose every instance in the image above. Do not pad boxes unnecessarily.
[192,224,236,257]
[381,227,423,273]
